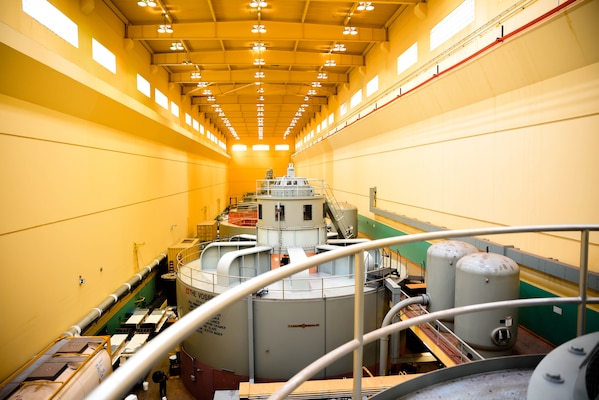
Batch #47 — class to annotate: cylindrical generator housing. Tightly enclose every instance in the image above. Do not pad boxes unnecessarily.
[454,252,520,357]
[425,240,478,327]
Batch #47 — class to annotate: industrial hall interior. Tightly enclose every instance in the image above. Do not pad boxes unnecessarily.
[0,0,598,399]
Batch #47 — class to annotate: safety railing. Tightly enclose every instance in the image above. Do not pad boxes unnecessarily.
[86,224,599,400]
[401,301,484,364]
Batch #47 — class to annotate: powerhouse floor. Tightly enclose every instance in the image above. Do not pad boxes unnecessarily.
[127,355,195,400]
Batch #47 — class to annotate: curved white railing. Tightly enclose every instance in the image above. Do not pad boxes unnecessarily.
[86,224,599,400]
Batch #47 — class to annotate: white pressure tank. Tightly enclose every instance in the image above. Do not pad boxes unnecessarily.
[425,240,478,329]
[454,252,520,357]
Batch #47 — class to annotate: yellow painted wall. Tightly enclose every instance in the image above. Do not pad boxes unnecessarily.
[293,0,599,270]
[0,0,229,381]
[228,137,293,201]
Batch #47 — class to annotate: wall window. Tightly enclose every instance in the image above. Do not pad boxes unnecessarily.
[275,144,289,151]
[193,119,199,131]
[154,88,168,110]
[92,39,116,73]
[275,205,285,221]
[303,205,312,221]
[253,144,270,151]
[23,0,78,48]
[137,74,151,98]
[258,204,262,220]
[328,113,334,125]
[340,103,347,116]
[232,144,247,151]
[397,43,418,75]
[170,101,179,117]
[350,89,362,109]
[366,75,379,97]
[430,0,474,51]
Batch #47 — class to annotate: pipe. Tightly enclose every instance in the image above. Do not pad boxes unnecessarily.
[61,253,167,337]
[248,294,255,383]
[379,294,430,376]
[577,229,589,336]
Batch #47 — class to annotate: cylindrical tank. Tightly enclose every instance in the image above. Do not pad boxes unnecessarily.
[425,240,478,328]
[454,252,520,357]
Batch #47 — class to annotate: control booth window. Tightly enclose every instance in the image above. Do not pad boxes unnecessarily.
[275,205,285,221]
[258,204,262,220]
[303,204,312,221]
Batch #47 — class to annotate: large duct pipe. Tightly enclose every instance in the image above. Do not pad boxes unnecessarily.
[62,253,167,337]
[379,293,430,376]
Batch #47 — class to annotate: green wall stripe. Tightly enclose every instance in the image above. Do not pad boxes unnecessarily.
[358,215,431,267]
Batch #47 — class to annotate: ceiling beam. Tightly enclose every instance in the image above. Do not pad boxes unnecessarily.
[153,50,364,67]
[129,21,387,42]
[191,95,329,105]
[170,70,348,84]
[197,104,323,113]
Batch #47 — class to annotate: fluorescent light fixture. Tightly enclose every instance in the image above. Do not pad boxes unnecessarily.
[357,2,374,11]
[343,26,358,35]
[251,24,266,33]
[250,1,267,8]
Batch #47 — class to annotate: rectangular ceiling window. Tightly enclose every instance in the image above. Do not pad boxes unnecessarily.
[136,74,151,98]
[275,144,290,151]
[22,0,78,48]
[92,39,116,73]
[430,0,474,51]
[232,144,248,151]
[252,144,270,151]
[350,89,362,109]
[397,43,418,75]
[366,75,379,97]
[154,88,168,110]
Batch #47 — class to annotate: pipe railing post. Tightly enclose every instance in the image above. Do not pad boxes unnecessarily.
[353,251,365,400]
[577,229,589,336]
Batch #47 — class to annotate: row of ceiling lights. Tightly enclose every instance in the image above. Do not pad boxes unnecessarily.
[138,0,375,140]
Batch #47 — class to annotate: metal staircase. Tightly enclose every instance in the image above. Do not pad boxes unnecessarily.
[323,183,353,239]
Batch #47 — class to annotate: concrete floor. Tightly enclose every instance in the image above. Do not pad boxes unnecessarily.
[124,354,196,400]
